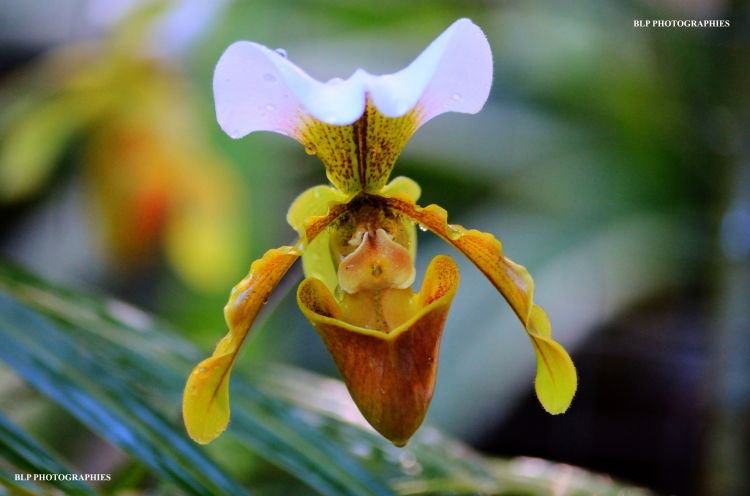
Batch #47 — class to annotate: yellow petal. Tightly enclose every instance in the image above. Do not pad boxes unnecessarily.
[286,185,347,293]
[384,196,577,414]
[378,176,420,260]
[527,306,577,414]
[286,184,348,235]
[297,255,460,446]
[378,176,421,204]
[183,245,300,443]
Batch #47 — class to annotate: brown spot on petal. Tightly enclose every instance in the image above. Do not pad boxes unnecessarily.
[297,100,418,195]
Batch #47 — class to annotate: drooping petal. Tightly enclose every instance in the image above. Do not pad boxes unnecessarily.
[384,197,577,414]
[213,18,492,193]
[297,255,460,446]
[183,245,299,444]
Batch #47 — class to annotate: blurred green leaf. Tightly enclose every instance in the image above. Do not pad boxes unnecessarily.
[0,260,650,495]
[0,468,44,496]
[0,413,96,495]
[0,288,247,495]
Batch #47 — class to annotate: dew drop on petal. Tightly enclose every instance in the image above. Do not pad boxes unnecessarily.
[446,224,463,240]
[265,104,276,111]
[263,73,277,83]
[188,386,198,396]
[418,224,428,232]
[451,92,462,101]
[275,48,287,58]
[328,77,344,85]
[304,144,317,155]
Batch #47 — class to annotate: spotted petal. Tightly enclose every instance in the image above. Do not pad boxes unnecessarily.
[213,18,492,193]
[384,197,577,414]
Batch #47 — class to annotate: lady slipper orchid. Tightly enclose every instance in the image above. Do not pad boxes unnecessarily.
[183,18,577,447]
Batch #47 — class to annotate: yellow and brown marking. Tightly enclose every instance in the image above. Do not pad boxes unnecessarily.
[297,100,419,194]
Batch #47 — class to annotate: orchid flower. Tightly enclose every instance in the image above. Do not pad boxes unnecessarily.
[183,18,577,447]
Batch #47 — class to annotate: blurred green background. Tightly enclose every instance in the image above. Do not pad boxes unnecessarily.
[0,0,748,494]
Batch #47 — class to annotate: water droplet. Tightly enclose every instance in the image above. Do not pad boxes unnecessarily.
[304,144,316,155]
[328,77,344,85]
[188,386,198,396]
[349,441,373,458]
[418,224,428,232]
[262,73,277,83]
[275,48,287,58]
[451,92,462,101]
[399,451,423,476]
[446,224,462,240]
[198,367,207,374]
[265,104,276,111]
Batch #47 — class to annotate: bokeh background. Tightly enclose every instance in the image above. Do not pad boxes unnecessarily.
[1,0,749,495]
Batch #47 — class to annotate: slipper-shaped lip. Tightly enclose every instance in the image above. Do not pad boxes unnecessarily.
[297,255,459,340]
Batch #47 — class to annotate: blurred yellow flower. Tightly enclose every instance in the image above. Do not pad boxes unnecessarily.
[0,4,244,291]
[184,18,576,446]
